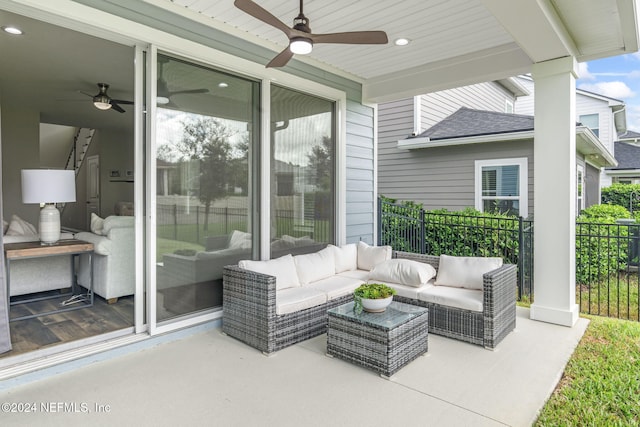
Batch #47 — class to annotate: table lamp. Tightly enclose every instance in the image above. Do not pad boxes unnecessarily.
[21,169,76,244]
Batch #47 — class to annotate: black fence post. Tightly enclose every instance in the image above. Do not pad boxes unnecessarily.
[377,197,382,245]
[420,208,426,254]
[173,204,178,240]
[518,216,524,300]
[196,206,200,244]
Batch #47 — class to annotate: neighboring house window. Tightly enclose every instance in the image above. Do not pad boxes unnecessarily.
[577,165,585,215]
[579,114,599,137]
[475,158,528,218]
[505,100,514,114]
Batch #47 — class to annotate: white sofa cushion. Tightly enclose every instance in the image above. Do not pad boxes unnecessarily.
[330,243,358,273]
[307,275,365,300]
[239,254,301,291]
[357,241,392,271]
[337,269,370,281]
[5,215,37,236]
[369,259,436,287]
[418,286,484,312]
[435,254,503,290]
[276,287,327,315]
[377,280,434,300]
[294,246,336,285]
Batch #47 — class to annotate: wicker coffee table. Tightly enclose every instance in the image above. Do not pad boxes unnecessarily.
[326,300,429,378]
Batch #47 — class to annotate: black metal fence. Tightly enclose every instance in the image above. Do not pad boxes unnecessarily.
[378,198,533,299]
[378,197,640,321]
[156,204,330,246]
[576,221,640,321]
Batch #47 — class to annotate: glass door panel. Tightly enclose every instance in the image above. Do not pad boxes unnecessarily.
[154,54,258,321]
[270,85,335,256]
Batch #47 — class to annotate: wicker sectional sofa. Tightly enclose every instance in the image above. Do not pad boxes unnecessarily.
[222,244,517,354]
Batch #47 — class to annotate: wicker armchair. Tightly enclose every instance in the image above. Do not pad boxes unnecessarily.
[392,251,517,349]
[222,265,351,355]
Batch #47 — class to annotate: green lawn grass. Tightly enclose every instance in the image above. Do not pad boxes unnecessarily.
[535,315,640,426]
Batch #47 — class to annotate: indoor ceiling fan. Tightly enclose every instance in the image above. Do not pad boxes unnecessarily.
[157,56,209,106]
[80,83,133,113]
[234,0,388,68]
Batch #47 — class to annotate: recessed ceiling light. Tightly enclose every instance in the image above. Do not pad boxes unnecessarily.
[218,82,229,88]
[2,26,23,35]
[394,38,410,46]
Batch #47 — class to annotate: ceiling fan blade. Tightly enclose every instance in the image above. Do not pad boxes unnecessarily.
[110,101,126,113]
[312,31,388,45]
[266,47,294,68]
[112,98,134,105]
[169,88,209,96]
[79,90,94,98]
[234,0,293,37]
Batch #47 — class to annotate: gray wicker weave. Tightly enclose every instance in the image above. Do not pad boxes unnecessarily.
[222,265,352,354]
[327,301,429,377]
[392,251,517,349]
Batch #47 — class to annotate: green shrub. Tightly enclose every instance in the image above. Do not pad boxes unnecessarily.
[379,195,424,253]
[579,203,631,220]
[601,183,640,213]
[576,206,630,284]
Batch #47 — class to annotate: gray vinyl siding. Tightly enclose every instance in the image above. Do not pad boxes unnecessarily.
[379,139,535,218]
[378,82,528,215]
[75,0,376,244]
[584,162,601,208]
[419,81,516,129]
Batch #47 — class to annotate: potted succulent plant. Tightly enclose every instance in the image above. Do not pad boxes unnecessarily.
[353,283,397,314]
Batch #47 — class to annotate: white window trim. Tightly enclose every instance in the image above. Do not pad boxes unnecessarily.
[475,158,528,218]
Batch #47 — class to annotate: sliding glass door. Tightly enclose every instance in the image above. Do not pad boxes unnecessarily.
[270,85,336,256]
[154,54,258,321]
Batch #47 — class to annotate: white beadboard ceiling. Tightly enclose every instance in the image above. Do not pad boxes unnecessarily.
[156,0,640,102]
[0,0,637,134]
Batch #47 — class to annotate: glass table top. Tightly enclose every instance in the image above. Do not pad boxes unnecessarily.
[328,301,427,330]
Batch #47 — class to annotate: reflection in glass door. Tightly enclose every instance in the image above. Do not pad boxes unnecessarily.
[154,54,258,321]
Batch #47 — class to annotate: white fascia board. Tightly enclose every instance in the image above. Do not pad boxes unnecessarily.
[397,130,533,150]
[605,169,640,176]
[576,126,618,167]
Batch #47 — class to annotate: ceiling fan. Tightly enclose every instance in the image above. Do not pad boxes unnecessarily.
[80,83,133,113]
[234,0,388,68]
[157,56,209,106]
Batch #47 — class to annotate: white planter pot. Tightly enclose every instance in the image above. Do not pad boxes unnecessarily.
[361,296,393,313]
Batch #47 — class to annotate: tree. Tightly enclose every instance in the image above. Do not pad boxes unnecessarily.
[307,135,333,191]
[171,116,233,230]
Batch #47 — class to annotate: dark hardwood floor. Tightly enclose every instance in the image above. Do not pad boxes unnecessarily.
[2,291,134,358]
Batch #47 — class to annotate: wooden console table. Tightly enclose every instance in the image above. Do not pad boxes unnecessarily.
[4,239,94,321]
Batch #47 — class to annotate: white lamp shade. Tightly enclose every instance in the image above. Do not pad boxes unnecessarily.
[21,169,76,204]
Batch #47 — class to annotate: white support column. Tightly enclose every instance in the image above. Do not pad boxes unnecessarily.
[530,56,579,327]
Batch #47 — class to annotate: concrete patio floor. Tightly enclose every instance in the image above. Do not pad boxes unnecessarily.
[1,307,588,427]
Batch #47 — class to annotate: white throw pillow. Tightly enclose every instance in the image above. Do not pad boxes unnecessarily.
[238,254,301,291]
[5,215,37,236]
[282,234,314,247]
[357,241,392,271]
[434,254,503,290]
[228,230,252,250]
[294,247,336,285]
[90,213,105,235]
[369,259,437,287]
[330,243,358,273]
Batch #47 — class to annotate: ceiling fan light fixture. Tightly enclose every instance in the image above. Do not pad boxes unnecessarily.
[290,37,313,55]
[93,95,112,110]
